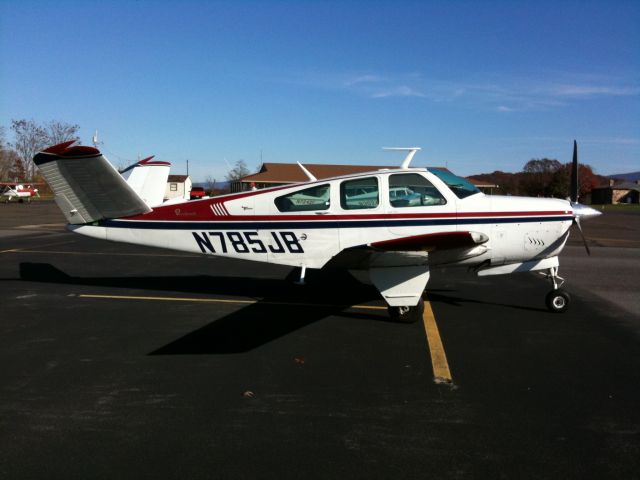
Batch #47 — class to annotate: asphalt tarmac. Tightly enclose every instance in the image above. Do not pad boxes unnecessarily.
[1,202,639,479]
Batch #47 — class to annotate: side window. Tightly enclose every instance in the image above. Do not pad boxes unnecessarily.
[275,184,330,212]
[341,177,379,210]
[389,173,446,208]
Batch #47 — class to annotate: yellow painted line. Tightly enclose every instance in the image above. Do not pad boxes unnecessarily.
[77,293,388,311]
[422,300,453,384]
[80,294,257,305]
[16,223,66,229]
[0,240,77,254]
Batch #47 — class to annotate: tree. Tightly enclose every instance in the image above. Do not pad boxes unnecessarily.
[554,163,600,200]
[225,159,250,181]
[10,119,80,180]
[470,170,523,195]
[521,158,563,197]
[11,120,48,179]
[0,127,19,180]
[45,120,80,145]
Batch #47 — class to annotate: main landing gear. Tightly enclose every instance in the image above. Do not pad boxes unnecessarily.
[388,300,424,323]
[543,266,571,313]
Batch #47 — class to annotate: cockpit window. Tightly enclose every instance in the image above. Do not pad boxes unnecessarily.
[274,184,330,212]
[429,168,481,199]
[389,173,447,207]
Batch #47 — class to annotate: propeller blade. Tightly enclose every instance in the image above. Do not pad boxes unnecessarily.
[570,140,579,203]
[573,216,591,256]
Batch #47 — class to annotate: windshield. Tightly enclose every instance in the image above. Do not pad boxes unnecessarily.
[429,168,481,199]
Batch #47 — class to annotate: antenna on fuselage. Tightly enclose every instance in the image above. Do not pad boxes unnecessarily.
[297,162,317,182]
[383,147,421,169]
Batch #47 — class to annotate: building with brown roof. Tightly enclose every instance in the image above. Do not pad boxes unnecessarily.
[466,176,499,194]
[165,174,192,201]
[232,162,461,192]
[591,179,640,204]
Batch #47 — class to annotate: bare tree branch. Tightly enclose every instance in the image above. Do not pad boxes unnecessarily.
[45,120,80,145]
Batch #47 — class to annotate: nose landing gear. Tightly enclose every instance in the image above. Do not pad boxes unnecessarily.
[543,266,571,313]
[388,300,425,323]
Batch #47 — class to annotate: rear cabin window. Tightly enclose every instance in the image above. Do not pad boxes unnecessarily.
[340,177,379,210]
[389,173,446,207]
[274,184,330,212]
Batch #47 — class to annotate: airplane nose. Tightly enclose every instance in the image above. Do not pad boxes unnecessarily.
[572,202,602,220]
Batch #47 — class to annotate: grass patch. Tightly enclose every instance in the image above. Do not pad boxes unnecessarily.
[590,203,640,212]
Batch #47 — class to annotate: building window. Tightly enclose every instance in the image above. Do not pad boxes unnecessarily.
[340,177,379,210]
[170,183,178,191]
[274,184,330,212]
[389,173,446,207]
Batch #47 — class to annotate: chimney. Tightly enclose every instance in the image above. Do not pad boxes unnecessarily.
[610,179,615,187]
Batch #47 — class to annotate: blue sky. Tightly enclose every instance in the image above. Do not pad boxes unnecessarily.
[1,0,638,181]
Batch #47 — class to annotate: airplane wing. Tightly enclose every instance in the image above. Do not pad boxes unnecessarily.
[324,230,490,308]
[328,230,490,269]
[368,231,488,252]
[34,141,152,224]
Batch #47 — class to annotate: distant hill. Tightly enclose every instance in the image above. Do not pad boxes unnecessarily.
[193,181,230,190]
[608,171,640,182]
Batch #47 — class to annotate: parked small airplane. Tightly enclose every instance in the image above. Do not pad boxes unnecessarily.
[1,182,42,203]
[34,140,600,322]
[119,156,171,207]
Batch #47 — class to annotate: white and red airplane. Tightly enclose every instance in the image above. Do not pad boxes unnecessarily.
[34,140,600,322]
[1,182,42,203]
[119,156,172,207]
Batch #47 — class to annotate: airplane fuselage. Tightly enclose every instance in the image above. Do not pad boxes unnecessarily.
[70,168,574,271]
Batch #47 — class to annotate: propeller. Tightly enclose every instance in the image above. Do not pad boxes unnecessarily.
[569,140,600,255]
[570,140,578,203]
[573,215,590,255]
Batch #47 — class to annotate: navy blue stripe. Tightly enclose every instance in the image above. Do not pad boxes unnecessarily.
[100,215,573,230]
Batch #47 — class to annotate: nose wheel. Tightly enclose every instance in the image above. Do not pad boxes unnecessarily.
[543,266,571,313]
[388,300,424,323]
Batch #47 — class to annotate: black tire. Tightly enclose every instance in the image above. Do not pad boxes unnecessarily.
[388,300,425,323]
[546,289,571,313]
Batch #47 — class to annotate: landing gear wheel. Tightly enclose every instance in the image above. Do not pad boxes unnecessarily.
[388,301,425,323]
[545,289,571,313]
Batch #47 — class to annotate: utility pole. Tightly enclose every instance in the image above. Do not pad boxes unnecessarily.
[186,159,189,176]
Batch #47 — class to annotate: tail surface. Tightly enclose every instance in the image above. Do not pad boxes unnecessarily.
[120,156,171,207]
[34,142,152,224]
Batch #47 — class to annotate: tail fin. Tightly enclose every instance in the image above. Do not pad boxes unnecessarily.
[34,142,152,224]
[120,156,171,207]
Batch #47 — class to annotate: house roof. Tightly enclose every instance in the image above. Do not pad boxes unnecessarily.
[239,162,454,184]
[593,181,640,192]
[168,175,189,183]
[240,163,400,184]
[466,176,499,188]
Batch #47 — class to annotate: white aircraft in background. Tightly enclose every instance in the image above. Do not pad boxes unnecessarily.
[34,141,600,322]
[119,155,172,207]
[120,153,207,206]
[1,182,43,202]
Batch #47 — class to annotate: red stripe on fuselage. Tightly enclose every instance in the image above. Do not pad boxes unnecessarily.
[124,203,572,223]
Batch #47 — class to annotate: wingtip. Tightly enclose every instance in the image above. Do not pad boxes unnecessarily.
[42,140,77,155]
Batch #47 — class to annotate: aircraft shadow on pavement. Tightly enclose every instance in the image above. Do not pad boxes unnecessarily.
[17,262,385,354]
[426,289,547,313]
